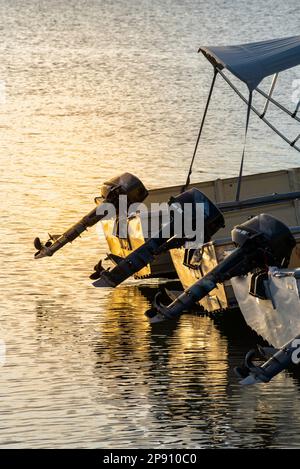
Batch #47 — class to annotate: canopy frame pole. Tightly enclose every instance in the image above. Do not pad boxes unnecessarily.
[291,132,300,147]
[292,100,300,118]
[217,68,300,152]
[260,73,278,119]
[236,91,252,201]
[181,68,218,193]
[256,86,300,124]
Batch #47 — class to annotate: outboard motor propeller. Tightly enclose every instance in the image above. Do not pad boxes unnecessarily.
[235,334,300,385]
[146,214,296,323]
[34,173,148,259]
[92,188,225,287]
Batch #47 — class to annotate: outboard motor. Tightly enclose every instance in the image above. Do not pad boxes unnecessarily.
[34,173,148,259]
[234,335,300,386]
[92,188,225,287]
[146,214,296,323]
[235,335,300,385]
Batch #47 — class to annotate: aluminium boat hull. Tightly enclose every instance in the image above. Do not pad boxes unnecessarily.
[101,167,300,279]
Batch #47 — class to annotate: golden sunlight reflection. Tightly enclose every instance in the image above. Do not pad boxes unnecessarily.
[2,0,300,449]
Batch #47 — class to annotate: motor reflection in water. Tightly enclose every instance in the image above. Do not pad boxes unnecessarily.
[49,282,300,448]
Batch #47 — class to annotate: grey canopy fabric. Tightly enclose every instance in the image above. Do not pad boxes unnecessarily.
[199,36,300,90]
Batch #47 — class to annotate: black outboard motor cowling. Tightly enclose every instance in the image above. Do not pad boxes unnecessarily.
[97,172,148,209]
[146,214,295,323]
[232,213,295,268]
[169,188,225,243]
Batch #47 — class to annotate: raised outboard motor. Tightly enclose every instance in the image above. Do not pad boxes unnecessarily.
[92,188,225,287]
[34,173,148,259]
[96,172,148,209]
[235,335,300,385]
[146,214,296,323]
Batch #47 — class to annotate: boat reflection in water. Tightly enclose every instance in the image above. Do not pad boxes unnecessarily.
[50,282,300,448]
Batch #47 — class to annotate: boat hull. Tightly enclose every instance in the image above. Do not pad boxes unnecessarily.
[232,269,300,348]
[101,167,300,279]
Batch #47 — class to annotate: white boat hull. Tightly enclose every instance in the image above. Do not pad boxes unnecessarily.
[232,269,300,348]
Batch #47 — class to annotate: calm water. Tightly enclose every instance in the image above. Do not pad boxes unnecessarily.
[1,0,300,448]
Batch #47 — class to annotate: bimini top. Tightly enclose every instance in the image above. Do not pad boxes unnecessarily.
[199,35,300,91]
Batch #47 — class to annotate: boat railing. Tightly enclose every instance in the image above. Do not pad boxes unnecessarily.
[219,191,300,212]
